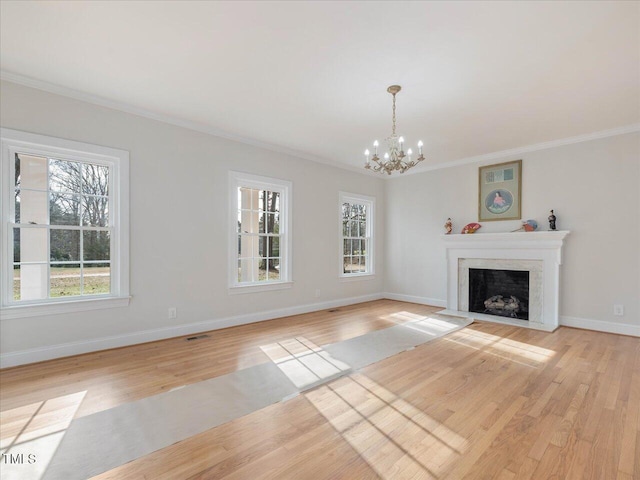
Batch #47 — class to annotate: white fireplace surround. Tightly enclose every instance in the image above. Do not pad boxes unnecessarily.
[441,231,570,331]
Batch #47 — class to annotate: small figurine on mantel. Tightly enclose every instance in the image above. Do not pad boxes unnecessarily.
[548,210,557,230]
[444,218,453,235]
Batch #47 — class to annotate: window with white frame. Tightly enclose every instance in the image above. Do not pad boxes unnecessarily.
[340,192,374,277]
[229,172,291,291]
[1,129,129,317]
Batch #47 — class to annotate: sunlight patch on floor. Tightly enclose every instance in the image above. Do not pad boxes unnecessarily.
[445,328,556,367]
[382,311,431,324]
[260,337,351,389]
[306,373,468,479]
[0,391,86,480]
[402,317,466,337]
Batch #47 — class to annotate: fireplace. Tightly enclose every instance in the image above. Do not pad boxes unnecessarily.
[442,231,570,331]
[469,268,530,320]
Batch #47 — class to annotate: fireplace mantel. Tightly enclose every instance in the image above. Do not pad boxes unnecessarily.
[441,231,570,331]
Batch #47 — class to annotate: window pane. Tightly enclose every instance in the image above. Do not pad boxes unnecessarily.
[82,196,109,227]
[343,239,351,256]
[16,154,48,190]
[269,192,280,213]
[265,213,275,234]
[342,220,348,236]
[258,211,266,233]
[238,258,255,282]
[50,229,80,261]
[358,221,366,237]
[350,220,358,237]
[352,239,361,255]
[13,228,20,262]
[267,258,280,281]
[50,193,81,225]
[342,203,350,221]
[343,257,350,274]
[13,266,20,301]
[258,258,267,281]
[83,230,111,261]
[271,236,280,257]
[20,227,48,262]
[82,164,109,196]
[239,209,258,234]
[359,256,367,271]
[238,235,256,258]
[15,264,48,301]
[258,235,267,258]
[83,263,110,295]
[50,264,81,297]
[49,159,81,193]
[16,189,48,225]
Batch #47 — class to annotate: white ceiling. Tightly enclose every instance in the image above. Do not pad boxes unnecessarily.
[1,1,639,174]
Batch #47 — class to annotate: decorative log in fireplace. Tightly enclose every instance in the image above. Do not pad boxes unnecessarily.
[483,295,521,318]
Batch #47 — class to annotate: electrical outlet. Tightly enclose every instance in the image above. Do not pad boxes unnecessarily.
[168,307,177,319]
[613,304,624,316]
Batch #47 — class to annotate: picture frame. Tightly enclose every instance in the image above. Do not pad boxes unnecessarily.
[478,159,522,222]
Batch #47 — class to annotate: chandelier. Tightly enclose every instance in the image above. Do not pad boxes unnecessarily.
[364,85,425,175]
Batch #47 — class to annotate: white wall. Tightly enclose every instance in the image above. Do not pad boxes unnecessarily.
[385,132,640,335]
[1,79,637,367]
[0,80,385,365]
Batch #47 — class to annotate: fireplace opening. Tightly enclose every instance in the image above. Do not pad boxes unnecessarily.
[469,268,530,320]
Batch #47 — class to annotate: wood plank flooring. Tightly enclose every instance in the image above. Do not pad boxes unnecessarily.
[1,299,638,479]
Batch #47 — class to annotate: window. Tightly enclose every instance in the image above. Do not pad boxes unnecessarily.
[340,192,374,277]
[1,129,130,318]
[229,172,291,292]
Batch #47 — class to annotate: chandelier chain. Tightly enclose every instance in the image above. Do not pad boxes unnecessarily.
[392,93,396,136]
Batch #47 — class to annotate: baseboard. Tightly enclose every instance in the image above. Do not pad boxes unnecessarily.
[560,316,640,337]
[0,293,384,368]
[383,292,446,308]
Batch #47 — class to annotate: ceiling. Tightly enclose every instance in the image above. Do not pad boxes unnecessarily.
[1,1,638,174]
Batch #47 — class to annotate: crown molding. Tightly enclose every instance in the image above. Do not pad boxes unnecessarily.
[2,70,637,180]
[391,123,640,178]
[0,70,370,177]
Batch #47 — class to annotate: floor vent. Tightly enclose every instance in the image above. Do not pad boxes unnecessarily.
[186,334,210,341]
[328,309,340,313]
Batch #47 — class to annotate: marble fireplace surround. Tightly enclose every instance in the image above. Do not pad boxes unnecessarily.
[440,231,570,332]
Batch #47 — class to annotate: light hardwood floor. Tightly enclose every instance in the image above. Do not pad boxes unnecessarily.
[1,299,638,479]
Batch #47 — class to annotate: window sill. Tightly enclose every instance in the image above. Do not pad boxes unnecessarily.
[339,273,376,282]
[228,281,293,295]
[1,296,131,320]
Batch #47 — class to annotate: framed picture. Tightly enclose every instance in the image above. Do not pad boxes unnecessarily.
[478,160,522,222]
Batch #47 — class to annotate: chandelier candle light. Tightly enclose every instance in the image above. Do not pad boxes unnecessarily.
[364,85,425,175]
